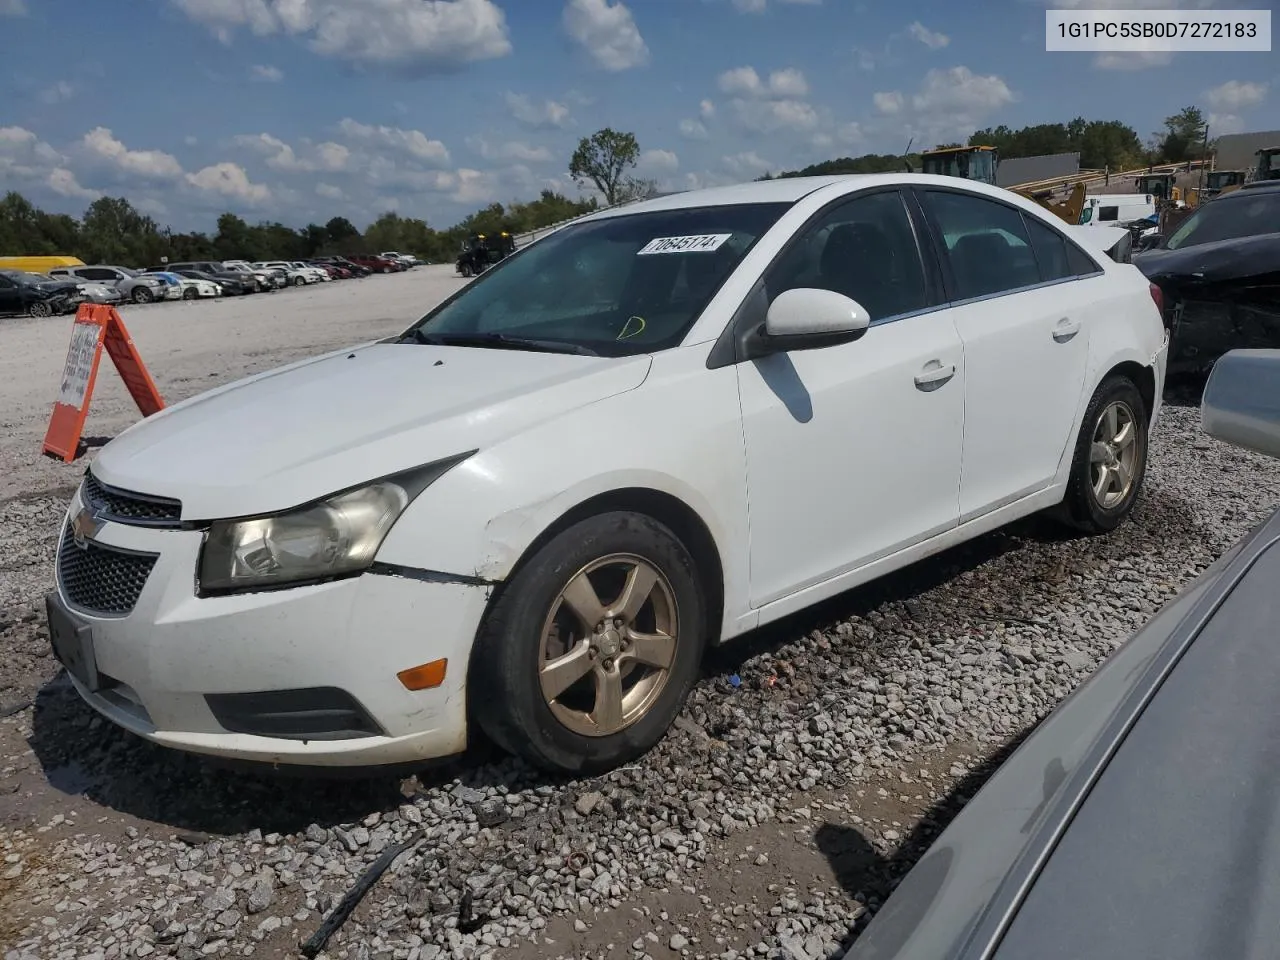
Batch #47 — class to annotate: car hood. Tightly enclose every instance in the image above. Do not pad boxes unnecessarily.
[845,510,1279,960]
[92,341,652,520]
[1135,234,1280,287]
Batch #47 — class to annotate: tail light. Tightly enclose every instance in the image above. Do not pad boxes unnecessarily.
[1149,283,1170,329]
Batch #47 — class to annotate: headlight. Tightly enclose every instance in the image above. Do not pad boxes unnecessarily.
[197,455,474,594]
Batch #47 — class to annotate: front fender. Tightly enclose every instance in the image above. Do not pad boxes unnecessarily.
[375,349,755,639]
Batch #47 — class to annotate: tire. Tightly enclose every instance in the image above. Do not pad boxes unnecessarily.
[182,287,198,300]
[131,286,154,304]
[28,300,53,318]
[470,511,707,775]
[292,275,305,287]
[1057,374,1149,534]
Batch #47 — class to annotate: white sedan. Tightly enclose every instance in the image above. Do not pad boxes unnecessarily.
[47,174,1168,774]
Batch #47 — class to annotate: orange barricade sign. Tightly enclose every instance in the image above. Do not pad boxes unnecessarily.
[42,303,165,462]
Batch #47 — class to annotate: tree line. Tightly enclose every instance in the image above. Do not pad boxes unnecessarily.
[0,189,598,267]
[761,106,1213,180]
[1,107,1222,266]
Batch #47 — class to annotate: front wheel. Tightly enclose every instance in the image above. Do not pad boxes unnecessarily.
[470,511,707,775]
[28,300,53,318]
[292,275,305,287]
[182,287,198,300]
[1057,375,1149,534]
[131,286,154,304]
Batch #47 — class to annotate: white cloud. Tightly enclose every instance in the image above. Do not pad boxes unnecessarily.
[1205,80,1267,112]
[562,0,649,71]
[0,0,28,14]
[184,135,199,146]
[1208,113,1246,136]
[637,148,679,175]
[0,127,73,192]
[679,118,708,140]
[912,66,1014,117]
[504,91,573,129]
[1038,0,1216,7]
[722,151,774,177]
[336,118,450,165]
[186,162,272,204]
[79,127,185,180]
[170,0,512,68]
[233,132,349,172]
[907,21,949,49]
[39,81,75,104]
[717,65,809,98]
[700,99,715,119]
[730,98,819,134]
[1093,50,1173,70]
[729,0,820,12]
[250,63,284,81]
[873,91,904,115]
[315,182,346,200]
[47,168,98,200]
[466,136,553,163]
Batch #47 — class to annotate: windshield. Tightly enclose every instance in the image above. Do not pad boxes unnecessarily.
[1165,191,1280,250]
[15,272,54,284]
[403,202,791,357]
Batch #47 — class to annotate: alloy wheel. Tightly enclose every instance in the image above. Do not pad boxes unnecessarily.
[538,554,679,737]
[1090,400,1138,509]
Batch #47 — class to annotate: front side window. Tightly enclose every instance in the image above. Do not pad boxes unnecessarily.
[1098,206,1119,222]
[763,190,930,321]
[404,202,791,357]
[923,190,1040,300]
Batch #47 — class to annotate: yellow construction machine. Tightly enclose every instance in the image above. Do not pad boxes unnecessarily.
[1214,147,1280,198]
[918,145,1087,225]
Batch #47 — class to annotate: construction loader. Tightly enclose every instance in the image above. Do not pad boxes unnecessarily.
[917,145,1087,225]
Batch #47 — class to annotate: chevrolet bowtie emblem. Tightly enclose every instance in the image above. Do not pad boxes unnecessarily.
[71,505,104,549]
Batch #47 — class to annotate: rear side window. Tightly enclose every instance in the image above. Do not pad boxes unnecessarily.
[1022,214,1074,282]
[922,190,1041,300]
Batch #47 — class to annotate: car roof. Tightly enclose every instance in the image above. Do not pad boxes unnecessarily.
[1218,180,1280,199]
[579,173,1086,222]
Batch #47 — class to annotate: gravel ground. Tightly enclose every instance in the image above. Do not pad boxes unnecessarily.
[3,271,1279,960]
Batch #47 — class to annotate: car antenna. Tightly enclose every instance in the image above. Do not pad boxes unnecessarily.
[903,137,914,174]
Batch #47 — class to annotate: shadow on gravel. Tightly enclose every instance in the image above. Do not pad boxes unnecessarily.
[26,674,513,837]
[814,728,1033,952]
[1163,374,1208,409]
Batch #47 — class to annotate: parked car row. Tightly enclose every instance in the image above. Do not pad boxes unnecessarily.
[0,252,428,317]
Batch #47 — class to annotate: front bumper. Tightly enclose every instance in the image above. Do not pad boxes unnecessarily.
[49,489,489,767]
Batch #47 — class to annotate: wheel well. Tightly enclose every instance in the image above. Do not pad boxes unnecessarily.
[491,488,726,646]
[1106,360,1156,419]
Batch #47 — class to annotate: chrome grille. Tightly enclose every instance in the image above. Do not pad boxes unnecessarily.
[82,471,182,527]
[57,524,158,616]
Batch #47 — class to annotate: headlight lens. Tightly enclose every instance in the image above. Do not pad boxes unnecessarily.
[197,455,474,593]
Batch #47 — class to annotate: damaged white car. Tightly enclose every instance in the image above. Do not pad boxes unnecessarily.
[47,174,1168,774]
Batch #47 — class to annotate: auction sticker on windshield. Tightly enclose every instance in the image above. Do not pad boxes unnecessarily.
[637,234,733,255]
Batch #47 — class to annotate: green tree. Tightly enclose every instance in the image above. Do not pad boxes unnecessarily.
[80,197,163,266]
[212,213,252,260]
[324,216,359,246]
[569,128,643,206]
[1159,105,1208,162]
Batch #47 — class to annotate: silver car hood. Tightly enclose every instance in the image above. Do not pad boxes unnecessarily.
[847,508,1280,960]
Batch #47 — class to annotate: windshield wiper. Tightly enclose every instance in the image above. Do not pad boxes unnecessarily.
[404,329,600,356]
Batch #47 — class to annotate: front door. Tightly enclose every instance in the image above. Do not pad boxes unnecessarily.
[736,189,965,608]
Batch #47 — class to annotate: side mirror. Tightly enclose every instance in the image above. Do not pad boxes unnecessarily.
[1202,349,1280,459]
[758,288,871,353]
[1137,233,1164,251]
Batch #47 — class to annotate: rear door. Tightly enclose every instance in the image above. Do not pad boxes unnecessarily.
[915,188,1098,520]
[0,275,21,313]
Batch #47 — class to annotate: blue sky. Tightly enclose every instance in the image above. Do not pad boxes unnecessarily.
[2,0,1277,232]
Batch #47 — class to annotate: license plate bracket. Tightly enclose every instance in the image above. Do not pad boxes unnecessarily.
[46,593,101,692]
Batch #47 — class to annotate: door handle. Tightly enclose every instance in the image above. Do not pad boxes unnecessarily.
[914,360,956,391]
[1052,317,1081,343]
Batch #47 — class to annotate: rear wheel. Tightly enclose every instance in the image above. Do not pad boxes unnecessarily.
[1057,374,1149,534]
[470,511,707,774]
